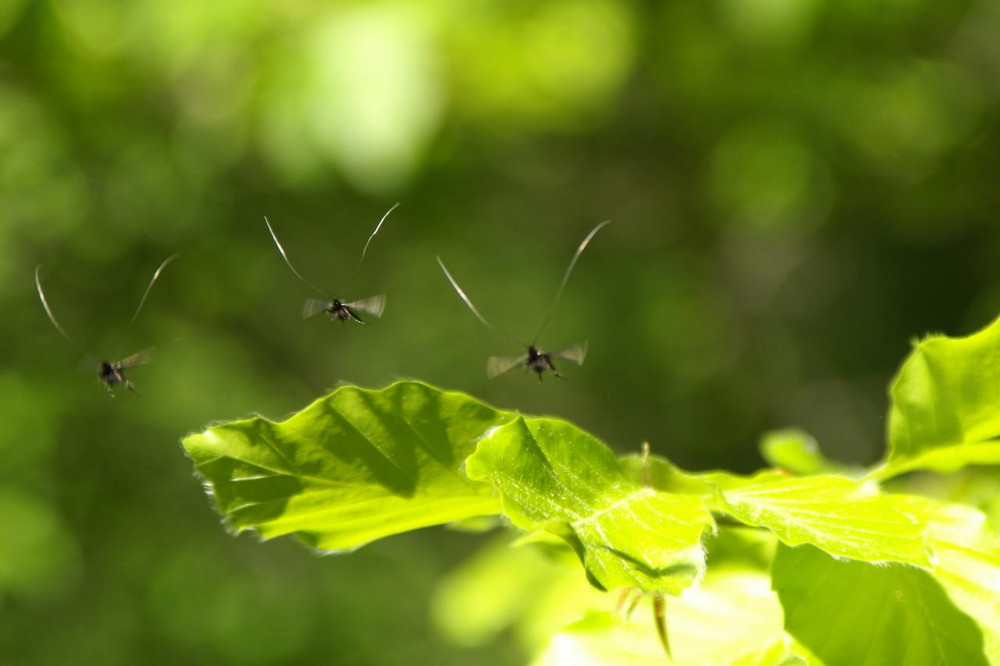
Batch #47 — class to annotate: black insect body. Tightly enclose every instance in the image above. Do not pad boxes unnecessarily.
[265,204,397,326]
[438,220,609,382]
[526,346,556,378]
[486,343,589,382]
[97,351,154,395]
[303,295,387,324]
[35,255,178,397]
[506,345,577,382]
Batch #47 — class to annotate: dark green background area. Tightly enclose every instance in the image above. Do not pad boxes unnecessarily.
[2,1,999,663]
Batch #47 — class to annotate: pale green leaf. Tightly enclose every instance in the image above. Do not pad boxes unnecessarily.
[534,569,804,666]
[773,543,988,666]
[466,417,713,593]
[722,475,933,566]
[876,315,1000,480]
[182,381,513,551]
[618,454,787,513]
[431,536,557,648]
[702,525,777,573]
[431,535,605,653]
[666,570,803,666]
[759,428,852,476]
[618,454,724,509]
[891,496,1000,661]
[532,611,666,666]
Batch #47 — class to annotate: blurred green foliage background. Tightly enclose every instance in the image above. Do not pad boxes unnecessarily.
[3,0,1000,663]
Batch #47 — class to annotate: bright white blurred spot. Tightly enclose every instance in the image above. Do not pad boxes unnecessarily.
[304,7,444,192]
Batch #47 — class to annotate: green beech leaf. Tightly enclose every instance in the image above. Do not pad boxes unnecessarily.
[759,429,849,476]
[773,543,988,666]
[891,496,1000,660]
[618,454,725,509]
[431,535,603,652]
[876,315,1000,479]
[534,569,803,666]
[431,536,560,648]
[618,454,789,513]
[621,458,929,566]
[181,381,514,551]
[533,611,668,666]
[721,475,933,566]
[466,417,713,593]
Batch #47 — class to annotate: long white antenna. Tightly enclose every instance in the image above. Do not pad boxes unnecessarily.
[438,256,529,349]
[356,202,399,274]
[264,217,327,297]
[437,256,496,332]
[129,253,179,328]
[35,265,79,347]
[533,220,610,344]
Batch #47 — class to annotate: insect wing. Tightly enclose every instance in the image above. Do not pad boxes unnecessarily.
[344,294,386,319]
[115,349,155,369]
[487,354,526,379]
[553,341,588,366]
[303,298,332,319]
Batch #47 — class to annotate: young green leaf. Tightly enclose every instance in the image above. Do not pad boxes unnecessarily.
[534,611,669,666]
[431,534,604,652]
[721,475,933,566]
[773,543,988,666]
[621,455,931,565]
[618,454,726,511]
[759,428,851,476]
[875,315,1000,480]
[182,381,514,551]
[891,496,1000,661]
[534,569,804,666]
[621,452,826,513]
[465,417,713,594]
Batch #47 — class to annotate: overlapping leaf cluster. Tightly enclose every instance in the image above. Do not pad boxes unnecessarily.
[183,316,1000,665]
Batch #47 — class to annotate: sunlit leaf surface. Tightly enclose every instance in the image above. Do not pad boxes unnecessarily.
[722,475,933,567]
[892,496,1000,661]
[759,428,849,476]
[773,543,988,666]
[182,381,513,551]
[618,454,726,510]
[534,569,803,666]
[622,455,935,567]
[431,535,604,652]
[466,417,713,593]
[878,315,1000,479]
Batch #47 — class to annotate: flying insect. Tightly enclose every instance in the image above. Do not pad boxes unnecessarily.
[437,220,609,382]
[35,254,179,396]
[264,203,398,324]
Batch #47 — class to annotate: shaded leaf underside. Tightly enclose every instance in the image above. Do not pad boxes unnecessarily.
[773,543,988,666]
